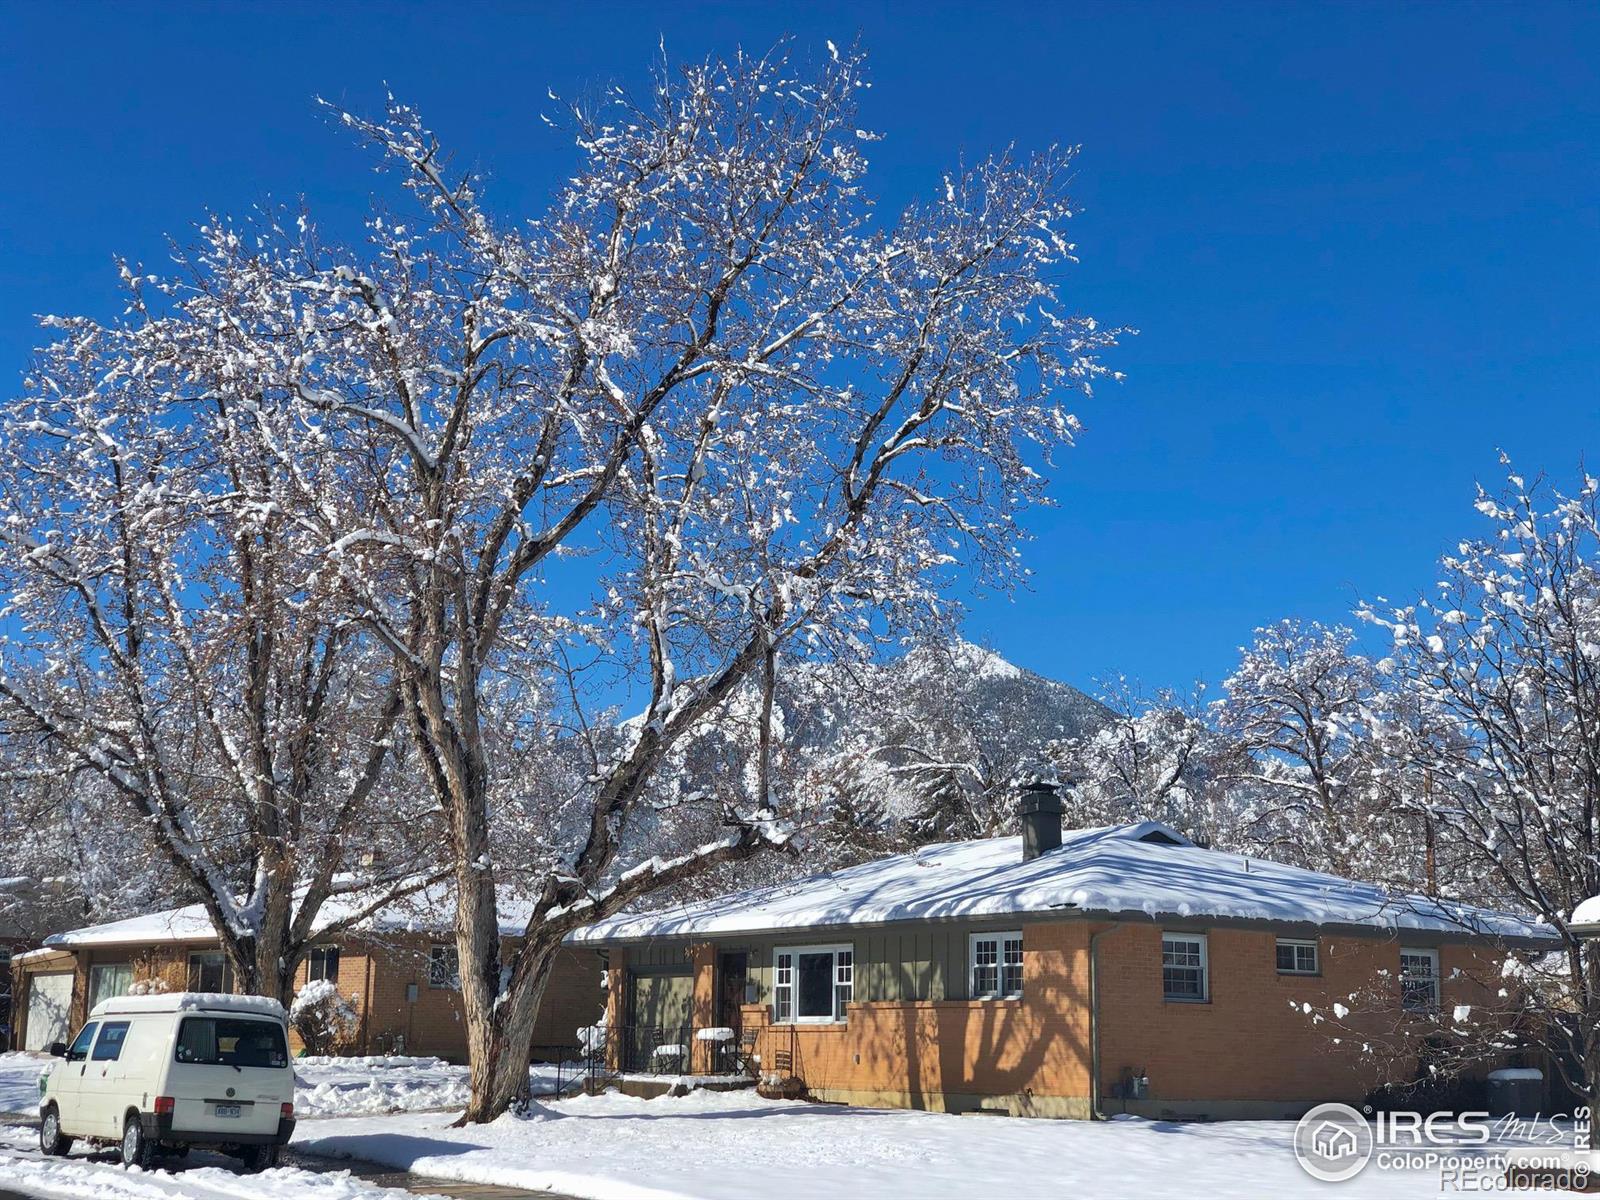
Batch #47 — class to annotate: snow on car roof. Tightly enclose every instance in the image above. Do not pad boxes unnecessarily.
[570,821,1553,944]
[90,991,287,1018]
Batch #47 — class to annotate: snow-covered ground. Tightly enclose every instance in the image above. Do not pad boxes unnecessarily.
[291,1054,585,1117]
[0,1050,586,1119]
[0,1052,45,1113]
[291,1087,1590,1200]
[0,1125,441,1200]
[4,1050,1587,1199]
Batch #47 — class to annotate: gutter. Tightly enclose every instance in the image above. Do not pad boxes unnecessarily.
[1088,922,1121,1121]
[570,908,1558,952]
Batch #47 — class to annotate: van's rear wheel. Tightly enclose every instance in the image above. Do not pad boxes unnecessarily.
[120,1114,154,1169]
[39,1107,71,1157]
[239,1143,279,1173]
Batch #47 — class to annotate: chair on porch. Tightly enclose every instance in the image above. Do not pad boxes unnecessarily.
[647,1027,688,1075]
[728,1027,759,1076]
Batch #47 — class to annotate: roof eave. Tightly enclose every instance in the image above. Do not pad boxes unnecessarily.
[568,903,1556,950]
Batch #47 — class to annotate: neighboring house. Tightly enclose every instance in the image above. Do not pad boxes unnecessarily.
[0,876,88,1047]
[10,894,604,1061]
[571,784,1555,1120]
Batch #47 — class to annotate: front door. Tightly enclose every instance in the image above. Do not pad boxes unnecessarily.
[86,1019,131,1137]
[716,952,748,1034]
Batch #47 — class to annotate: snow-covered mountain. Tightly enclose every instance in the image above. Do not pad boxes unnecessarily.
[779,638,1108,758]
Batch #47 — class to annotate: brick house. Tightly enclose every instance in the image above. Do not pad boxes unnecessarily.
[0,876,86,1047]
[10,896,603,1061]
[571,784,1554,1120]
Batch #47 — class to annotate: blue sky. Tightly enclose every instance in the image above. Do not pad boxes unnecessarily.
[1,1,1595,698]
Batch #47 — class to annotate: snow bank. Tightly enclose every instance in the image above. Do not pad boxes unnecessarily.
[290,1055,582,1117]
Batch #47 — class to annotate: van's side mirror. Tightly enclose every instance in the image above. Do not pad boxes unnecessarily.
[47,1042,66,1058]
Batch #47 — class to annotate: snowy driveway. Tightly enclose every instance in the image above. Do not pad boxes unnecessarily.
[0,1123,442,1200]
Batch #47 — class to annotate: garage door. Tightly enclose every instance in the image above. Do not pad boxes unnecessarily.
[24,973,73,1052]
[626,969,692,1071]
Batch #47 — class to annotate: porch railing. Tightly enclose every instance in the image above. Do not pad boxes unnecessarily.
[610,1024,754,1076]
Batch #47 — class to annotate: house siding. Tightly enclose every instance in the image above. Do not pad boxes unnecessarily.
[1093,924,1506,1119]
[602,917,1522,1119]
[11,934,603,1062]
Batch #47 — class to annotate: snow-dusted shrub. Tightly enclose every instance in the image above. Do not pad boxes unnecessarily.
[578,1014,608,1056]
[290,979,359,1056]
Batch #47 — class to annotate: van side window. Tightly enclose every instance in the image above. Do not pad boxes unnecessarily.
[92,1021,130,1061]
[65,1022,98,1063]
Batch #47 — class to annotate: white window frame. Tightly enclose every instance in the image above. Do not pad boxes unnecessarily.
[969,931,1025,1000]
[1161,932,1209,1003]
[428,944,460,990]
[1275,938,1320,976]
[771,943,853,1024]
[1400,947,1440,1012]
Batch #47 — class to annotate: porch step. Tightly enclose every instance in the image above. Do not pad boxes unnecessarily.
[612,1074,758,1100]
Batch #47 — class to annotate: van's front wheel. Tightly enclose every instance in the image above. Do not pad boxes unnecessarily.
[120,1114,154,1169]
[39,1107,71,1157]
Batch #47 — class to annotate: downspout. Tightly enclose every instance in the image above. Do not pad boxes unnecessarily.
[361,945,376,1055]
[1089,923,1121,1121]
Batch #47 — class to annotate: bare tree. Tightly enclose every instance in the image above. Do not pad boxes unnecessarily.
[0,281,441,1000]
[1361,464,1600,1097]
[1051,679,1244,844]
[1217,620,1393,877]
[244,44,1116,1120]
[6,42,1118,1118]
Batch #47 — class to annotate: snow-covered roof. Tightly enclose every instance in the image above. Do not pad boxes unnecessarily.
[47,906,220,947]
[91,991,287,1019]
[45,883,538,950]
[12,946,70,963]
[571,821,1554,945]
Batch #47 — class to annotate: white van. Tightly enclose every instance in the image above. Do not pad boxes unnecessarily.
[38,992,296,1171]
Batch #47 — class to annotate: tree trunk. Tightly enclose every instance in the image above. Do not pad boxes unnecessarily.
[458,942,556,1124]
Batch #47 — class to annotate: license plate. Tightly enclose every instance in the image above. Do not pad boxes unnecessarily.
[214,1104,241,1119]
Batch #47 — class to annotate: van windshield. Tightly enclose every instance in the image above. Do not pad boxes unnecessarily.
[174,1017,289,1068]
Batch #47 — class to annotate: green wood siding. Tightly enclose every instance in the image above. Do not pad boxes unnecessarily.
[714,928,964,1007]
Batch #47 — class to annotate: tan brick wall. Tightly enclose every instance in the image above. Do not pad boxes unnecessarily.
[606,919,1518,1119]
[328,935,604,1062]
[13,934,604,1065]
[738,921,1094,1115]
[1094,925,1509,1118]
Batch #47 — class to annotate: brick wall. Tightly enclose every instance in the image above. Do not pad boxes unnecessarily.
[1093,924,1507,1119]
[601,919,1518,1119]
[737,921,1094,1116]
[12,934,604,1064]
